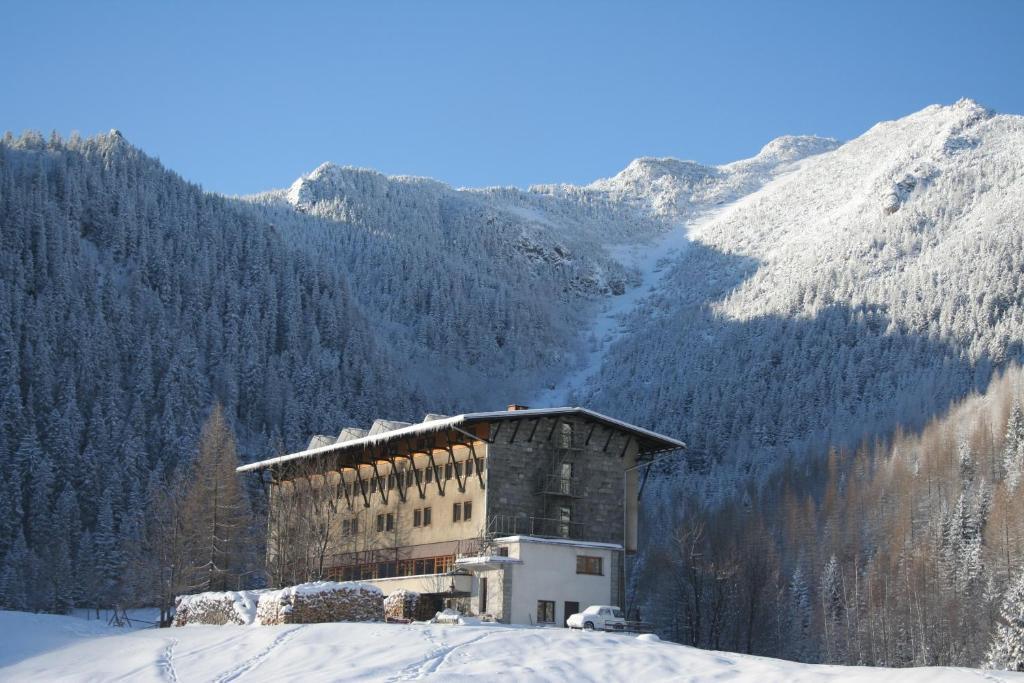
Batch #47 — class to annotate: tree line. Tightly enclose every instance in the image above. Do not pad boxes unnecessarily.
[641,364,1024,670]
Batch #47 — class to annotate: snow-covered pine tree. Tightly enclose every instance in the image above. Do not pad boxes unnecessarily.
[1004,401,1024,490]
[0,528,30,611]
[788,564,813,661]
[820,555,845,661]
[986,572,1024,671]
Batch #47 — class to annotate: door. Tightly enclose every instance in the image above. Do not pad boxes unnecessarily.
[564,601,579,628]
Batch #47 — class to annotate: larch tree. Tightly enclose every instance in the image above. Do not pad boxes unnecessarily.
[180,403,255,593]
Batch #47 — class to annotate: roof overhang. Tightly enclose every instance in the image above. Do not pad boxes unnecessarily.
[236,406,685,475]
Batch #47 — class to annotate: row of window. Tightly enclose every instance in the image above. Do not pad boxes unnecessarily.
[344,501,474,536]
[326,554,457,581]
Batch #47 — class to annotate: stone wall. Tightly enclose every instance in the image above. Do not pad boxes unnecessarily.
[486,416,631,545]
[256,581,383,625]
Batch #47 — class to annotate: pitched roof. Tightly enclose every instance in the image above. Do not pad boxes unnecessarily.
[237,406,685,473]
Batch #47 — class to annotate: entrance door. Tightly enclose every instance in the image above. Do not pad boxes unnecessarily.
[564,601,579,627]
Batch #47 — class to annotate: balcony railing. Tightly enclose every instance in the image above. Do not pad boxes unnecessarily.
[535,474,583,497]
[487,513,585,540]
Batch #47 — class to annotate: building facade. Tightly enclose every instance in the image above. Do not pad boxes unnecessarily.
[238,406,684,625]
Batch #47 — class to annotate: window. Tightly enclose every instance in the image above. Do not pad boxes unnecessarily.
[480,577,488,613]
[559,422,573,448]
[341,518,359,535]
[463,501,472,521]
[466,459,474,476]
[376,514,385,532]
[423,507,432,526]
[576,555,603,575]
[537,600,555,624]
[453,502,462,522]
[386,513,394,532]
[558,506,572,538]
[455,461,463,478]
[497,546,509,557]
[426,467,433,483]
[445,463,452,480]
[413,509,422,527]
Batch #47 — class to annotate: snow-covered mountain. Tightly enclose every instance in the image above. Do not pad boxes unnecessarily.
[3,99,1024,630]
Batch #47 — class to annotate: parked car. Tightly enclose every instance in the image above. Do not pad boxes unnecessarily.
[566,605,627,631]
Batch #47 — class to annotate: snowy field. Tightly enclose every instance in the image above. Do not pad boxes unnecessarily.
[0,611,1020,682]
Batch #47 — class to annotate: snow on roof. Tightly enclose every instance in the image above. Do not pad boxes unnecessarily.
[422,413,450,422]
[368,419,412,435]
[337,427,368,443]
[237,406,685,473]
[307,435,334,450]
[454,555,524,566]
[493,535,625,551]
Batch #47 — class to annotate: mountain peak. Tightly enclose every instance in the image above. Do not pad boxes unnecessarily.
[749,135,843,165]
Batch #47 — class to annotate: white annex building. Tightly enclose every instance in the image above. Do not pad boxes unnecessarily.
[239,405,685,625]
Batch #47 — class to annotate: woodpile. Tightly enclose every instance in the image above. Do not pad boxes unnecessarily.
[255,581,384,625]
[384,589,420,621]
[172,590,261,626]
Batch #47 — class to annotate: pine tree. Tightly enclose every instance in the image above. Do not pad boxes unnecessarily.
[789,564,813,661]
[93,488,123,608]
[821,555,845,661]
[1004,401,1024,490]
[0,528,30,611]
[986,572,1024,671]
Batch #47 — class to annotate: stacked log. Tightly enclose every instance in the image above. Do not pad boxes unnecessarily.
[384,589,420,621]
[255,581,384,625]
[172,590,262,626]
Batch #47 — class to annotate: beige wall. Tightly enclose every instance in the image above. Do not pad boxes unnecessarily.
[365,573,473,595]
[298,442,489,561]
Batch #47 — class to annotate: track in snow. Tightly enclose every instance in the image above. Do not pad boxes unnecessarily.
[212,626,305,683]
[386,630,496,681]
[158,638,178,683]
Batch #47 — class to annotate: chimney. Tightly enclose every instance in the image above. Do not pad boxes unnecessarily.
[507,404,530,412]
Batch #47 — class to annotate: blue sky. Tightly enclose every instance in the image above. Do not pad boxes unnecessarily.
[2,1,1022,195]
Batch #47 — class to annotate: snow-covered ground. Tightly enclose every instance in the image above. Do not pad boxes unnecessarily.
[0,611,1019,682]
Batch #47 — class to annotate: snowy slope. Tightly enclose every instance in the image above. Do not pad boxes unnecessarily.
[0,611,1019,682]
[253,132,840,411]
[575,99,1024,492]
